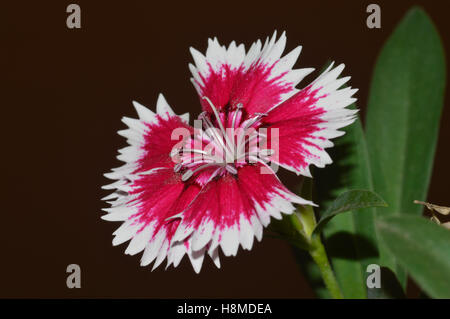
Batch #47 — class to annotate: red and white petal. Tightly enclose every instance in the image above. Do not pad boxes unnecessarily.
[102,168,203,271]
[187,245,207,274]
[140,228,168,266]
[165,240,188,269]
[102,94,193,191]
[190,31,313,116]
[155,94,175,119]
[263,63,358,177]
[102,93,196,271]
[171,163,313,272]
[237,215,255,250]
[152,239,171,271]
[208,246,221,268]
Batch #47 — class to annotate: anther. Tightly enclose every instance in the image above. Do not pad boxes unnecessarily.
[259,149,275,157]
[170,147,180,157]
[174,163,182,172]
[181,170,194,181]
[226,165,238,175]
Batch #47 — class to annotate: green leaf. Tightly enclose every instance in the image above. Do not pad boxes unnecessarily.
[365,7,446,287]
[376,216,450,298]
[313,190,386,235]
[314,114,384,298]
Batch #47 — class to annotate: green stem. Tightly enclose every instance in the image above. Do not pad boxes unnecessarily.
[294,196,343,299]
[293,178,343,299]
[309,236,344,299]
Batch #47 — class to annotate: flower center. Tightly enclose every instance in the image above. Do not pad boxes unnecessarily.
[173,97,274,183]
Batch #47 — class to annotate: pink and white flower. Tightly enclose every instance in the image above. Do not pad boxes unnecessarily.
[102,31,358,273]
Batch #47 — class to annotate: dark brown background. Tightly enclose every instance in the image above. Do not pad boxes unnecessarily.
[3,0,449,298]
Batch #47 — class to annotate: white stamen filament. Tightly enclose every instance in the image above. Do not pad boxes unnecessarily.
[200,113,232,158]
[202,96,235,159]
[231,104,243,129]
[259,149,275,157]
[235,149,274,162]
[245,131,266,147]
[182,163,225,182]
[248,155,272,166]
[182,148,207,155]
[177,99,270,182]
[235,116,266,155]
[226,165,238,174]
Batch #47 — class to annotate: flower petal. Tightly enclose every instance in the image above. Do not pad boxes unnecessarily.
[190,31,313,116]
[263,63,358,177]
[102,96,199,271]
[102,167,203,270]
[104,96,193,183]
[172,163,312,272]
